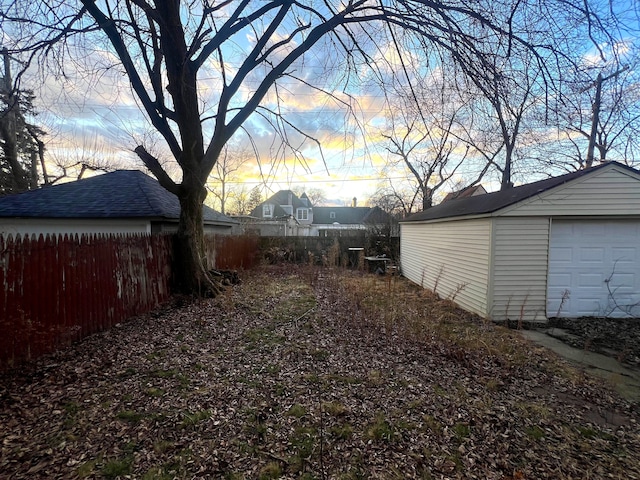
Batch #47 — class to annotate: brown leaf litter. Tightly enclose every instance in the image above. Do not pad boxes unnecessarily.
[1,264,638,479]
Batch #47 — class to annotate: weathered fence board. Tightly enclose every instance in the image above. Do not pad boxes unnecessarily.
[0,232,259,370]
[0,234,173,369]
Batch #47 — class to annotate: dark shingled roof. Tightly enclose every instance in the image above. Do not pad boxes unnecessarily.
[0,170,236,225]
[250,190,312,218]
[402,161,640,223]
[312,206,374,225]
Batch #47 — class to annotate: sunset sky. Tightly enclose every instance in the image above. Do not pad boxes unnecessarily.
[11,1,638,210]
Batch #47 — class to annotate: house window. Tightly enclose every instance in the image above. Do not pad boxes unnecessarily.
[263,204,273,218]
[297,208,308,221]
[329,212,336,219]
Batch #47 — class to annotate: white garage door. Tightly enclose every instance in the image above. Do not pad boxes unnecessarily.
[547,220,640,318]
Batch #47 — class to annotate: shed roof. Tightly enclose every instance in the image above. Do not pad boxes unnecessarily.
[402,162,640,223]
[0,170,236,225]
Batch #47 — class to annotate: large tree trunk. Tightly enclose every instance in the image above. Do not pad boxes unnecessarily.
[173,181,222,296]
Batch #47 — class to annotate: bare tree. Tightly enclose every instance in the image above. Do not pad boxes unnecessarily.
[560,62,639,170]
[207,144,252,215]
[1,0,617,293]
[228,185,262,216]
[381,78,472,210]
[291,186,326,206]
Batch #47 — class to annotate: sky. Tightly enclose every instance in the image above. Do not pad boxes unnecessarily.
[11,1,639,211]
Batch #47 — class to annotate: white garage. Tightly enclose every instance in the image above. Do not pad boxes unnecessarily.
[400,162,640,323]
[547,220,640,318]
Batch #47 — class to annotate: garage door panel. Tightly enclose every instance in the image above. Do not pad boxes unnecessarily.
[611,247,637,262]
[549,247,573,262]
[547,220,640,318]
[548,273,571,287]
[575,298,601,316]
[579,247,605,263]
[609,272,635,284]
[577,273,604,287]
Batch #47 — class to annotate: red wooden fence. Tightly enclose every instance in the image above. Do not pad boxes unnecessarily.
[0,233,260,370]
[205,234,259,270]
[0,234,172,369]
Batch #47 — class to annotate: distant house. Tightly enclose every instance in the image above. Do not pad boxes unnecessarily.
[442,184,487,202]
[400,161,640,323]
[0,170,237,237]
[311,206,398,237]
[249,190,314,236]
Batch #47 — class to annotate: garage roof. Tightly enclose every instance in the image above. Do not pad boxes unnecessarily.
[402,162,639,223]
[0,170,237,225]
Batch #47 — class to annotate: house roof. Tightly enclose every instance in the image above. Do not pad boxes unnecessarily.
[251,190,312,218]
[402,162,640,223]
[0,170,237,225]
[442,184,487,202]
[313,206,391,225]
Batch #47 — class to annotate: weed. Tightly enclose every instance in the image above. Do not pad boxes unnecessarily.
[453,423,471,441]
[310,348,329,361]
[145,387,165,397]
[365,412,395,443]
[77,458,99,478]
[153,440,174,454]
[118,367,138,378]
[101,457,133,479]
[145,351,164,361]
[182,409,212,427]
[151,368,177,379]
[290,426,316,458]
[330,423,354,440]
[422,415,443,435]
[525,425,545,440]
[258,461,282,479]
[367,370,384,386]
[142,466,173,480]
[264,364,280,375]
[287,404,307,418]
[116,410,144,423]
[322,401,348,417]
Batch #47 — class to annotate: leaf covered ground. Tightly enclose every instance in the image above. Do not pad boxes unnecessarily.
[1,265,639,479]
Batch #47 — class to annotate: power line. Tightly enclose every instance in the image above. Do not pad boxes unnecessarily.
[214,176,410,185]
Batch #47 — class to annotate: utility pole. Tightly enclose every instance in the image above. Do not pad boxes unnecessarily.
[585,66,629,168]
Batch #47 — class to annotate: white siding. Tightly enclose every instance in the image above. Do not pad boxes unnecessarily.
[501,167,640,217]
[400,219,492,317]
[490,217,549,323]
[0,218,151,237]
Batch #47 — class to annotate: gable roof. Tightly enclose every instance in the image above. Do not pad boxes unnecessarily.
[0,170,236,225]
[313,206,387,225]
[402,162,640,223]
[251,190,312,218]
[442,184,487,202]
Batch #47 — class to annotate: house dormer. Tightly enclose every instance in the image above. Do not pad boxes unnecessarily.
[250,190,314,226]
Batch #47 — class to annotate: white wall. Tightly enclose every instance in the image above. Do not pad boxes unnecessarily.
[0,218,151,238]
[501,166,640,217]
[490,217,550,323]
[400,218,492,317]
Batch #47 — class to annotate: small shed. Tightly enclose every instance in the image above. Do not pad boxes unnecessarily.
[400,162,640,323]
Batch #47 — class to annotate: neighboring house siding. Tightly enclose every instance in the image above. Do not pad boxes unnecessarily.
[501,168,640,217]
[401,218,492,317]
[490,217,549,323]
[0,218,152,237]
